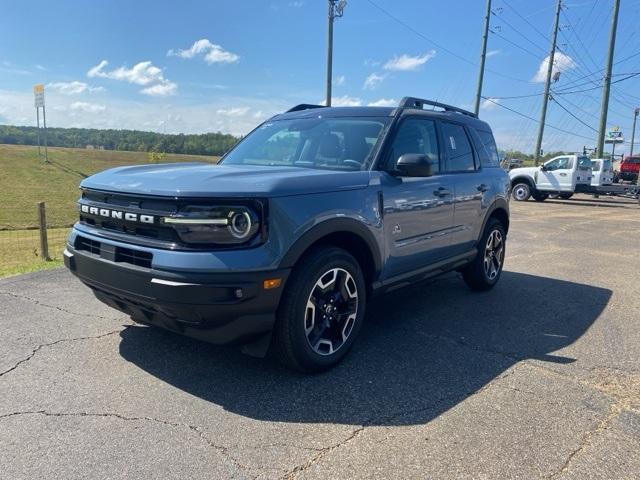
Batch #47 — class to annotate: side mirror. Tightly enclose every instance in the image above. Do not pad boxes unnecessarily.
[395,154,434,177]
[540,165,547,171]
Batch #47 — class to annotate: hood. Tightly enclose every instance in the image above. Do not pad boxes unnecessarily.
[508,166,538,179]
[80,162,372,198]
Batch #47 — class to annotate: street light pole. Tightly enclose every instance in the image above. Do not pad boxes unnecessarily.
[325,0,346,107]
[630,107,639,158]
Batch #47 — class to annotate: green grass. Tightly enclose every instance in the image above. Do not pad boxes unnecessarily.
[0,227,68,277]
[0,144,219,277]
[0,144,219,229]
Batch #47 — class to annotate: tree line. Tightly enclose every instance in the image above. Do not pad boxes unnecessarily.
[0,125,240,156]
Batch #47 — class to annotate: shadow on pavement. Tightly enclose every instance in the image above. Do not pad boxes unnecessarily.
[119,271,611,426]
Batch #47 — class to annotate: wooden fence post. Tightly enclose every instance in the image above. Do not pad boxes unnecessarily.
[37,201,50,261]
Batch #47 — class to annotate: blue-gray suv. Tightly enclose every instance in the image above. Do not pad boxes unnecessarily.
[64,97,510,372]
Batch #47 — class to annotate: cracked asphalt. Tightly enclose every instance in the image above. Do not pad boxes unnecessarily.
[1,194,639,479]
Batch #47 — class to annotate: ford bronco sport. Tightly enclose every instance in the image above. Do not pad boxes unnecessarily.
[64,97,510,372]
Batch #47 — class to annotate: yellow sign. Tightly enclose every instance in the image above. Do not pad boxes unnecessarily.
[33,84,44,94]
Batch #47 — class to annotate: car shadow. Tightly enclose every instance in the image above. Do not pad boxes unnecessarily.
[118,271,611,426]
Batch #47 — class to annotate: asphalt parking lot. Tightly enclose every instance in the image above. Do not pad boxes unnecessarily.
[1,194,639,479]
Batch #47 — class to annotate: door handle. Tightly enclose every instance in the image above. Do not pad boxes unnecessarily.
[477,183,489,192]
[434,187,451,197]
[559,173,567,176]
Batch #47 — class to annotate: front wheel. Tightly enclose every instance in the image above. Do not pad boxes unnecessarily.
[273,246,366,373]
[462,218,506,291]
[511,182,531,201]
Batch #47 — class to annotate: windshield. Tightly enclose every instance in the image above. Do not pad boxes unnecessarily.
[221,117,390,171]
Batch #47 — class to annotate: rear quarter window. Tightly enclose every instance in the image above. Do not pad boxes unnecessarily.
[470,128,501,168]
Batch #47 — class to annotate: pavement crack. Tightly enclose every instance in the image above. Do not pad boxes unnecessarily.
[548,402,625,479]
[0,328,127,378]
[0,290,122,321]
[0,410,253,477]
[282,426,366,479]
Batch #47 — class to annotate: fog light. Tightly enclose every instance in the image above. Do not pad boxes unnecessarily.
[263,278,282,290]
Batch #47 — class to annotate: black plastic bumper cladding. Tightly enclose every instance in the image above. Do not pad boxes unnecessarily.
[65,246,290,345]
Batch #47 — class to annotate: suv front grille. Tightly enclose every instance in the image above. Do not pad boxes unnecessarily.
[75,235,153,269]
[114,247,153,268]
[76,236,101,256]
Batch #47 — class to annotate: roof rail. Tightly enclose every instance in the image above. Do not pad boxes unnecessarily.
[286,104,326,113]
[398,97,477,118]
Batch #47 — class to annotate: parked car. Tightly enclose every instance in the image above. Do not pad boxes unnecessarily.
[591,158,614,187]
[617,155,640,182]
[509,154,592,201]
[501,158,524,171]
[64,97,510,372]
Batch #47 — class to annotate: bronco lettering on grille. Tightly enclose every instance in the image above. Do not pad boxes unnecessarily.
[80,204,155,224]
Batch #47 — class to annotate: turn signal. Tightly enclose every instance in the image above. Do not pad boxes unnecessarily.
[263,278,282,290]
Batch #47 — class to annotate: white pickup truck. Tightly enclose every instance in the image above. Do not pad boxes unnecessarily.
[509,154,593,201]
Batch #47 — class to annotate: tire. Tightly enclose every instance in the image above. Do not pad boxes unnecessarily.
[532,192,548,202]
[559,193,573,200]
[272,246,366,373]
[511,182,531,201]
[462,218,506,291]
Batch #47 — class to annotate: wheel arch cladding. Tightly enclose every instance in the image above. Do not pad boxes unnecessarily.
[279,218,381,290]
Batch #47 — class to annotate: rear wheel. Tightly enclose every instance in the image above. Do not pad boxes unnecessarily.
[559,193,573,200]
[273,246,366,373]
[532,192,548,202]
[462,218,506,291]
[512,182,531,201]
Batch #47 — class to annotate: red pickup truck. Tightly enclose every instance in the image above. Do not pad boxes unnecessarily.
[617,155,640,182]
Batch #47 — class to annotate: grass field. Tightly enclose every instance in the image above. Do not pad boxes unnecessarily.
[0,144,219,229]
[0,144,219,277]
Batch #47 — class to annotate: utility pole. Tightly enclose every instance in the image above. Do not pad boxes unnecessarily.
[534,0,562,166]
[629,107,638,157]
[595,0,620,160]
[325,0,346,107]
[474,0,492,116]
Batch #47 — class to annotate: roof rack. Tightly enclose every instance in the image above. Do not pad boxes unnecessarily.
[398,97,477,118]
[286,104,326,113]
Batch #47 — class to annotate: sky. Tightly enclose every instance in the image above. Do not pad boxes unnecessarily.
[1,0,639,155]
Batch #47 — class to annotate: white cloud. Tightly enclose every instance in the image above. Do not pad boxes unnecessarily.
[533,51,576,82]
[168,39,239,64]
[486,49,501,57]
[325,95,362,107]
[141,82,177,97]
[480,98,499,111]
[48,81,104,95]
[35,64,46,71]
[216,107,250,117]
[87,60,176,96]
[334,75,346,86]
[383,50,436,71]
[368,98,397,107]
[363,72,386,90]
[0,88,285,137]
[70,101,106,113]
[288,1,304,6]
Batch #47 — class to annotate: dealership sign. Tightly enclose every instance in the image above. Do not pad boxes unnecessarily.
[605,126,624,144]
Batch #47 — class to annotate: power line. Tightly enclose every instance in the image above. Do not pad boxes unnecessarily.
[550,96,598,132]
[489,28,542,60]
[365,0,533,84]
[480,96,594,140]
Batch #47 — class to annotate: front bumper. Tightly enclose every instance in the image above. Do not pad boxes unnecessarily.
[64,242,290,346]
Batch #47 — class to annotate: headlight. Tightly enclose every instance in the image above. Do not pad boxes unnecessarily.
[163,205,262,245]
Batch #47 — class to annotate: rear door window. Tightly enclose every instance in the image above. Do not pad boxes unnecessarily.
[470,128,500,168]
[441,122,475,172]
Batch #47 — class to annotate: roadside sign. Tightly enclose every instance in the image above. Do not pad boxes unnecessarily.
[605,126,624,144]
[34,83,45,108]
